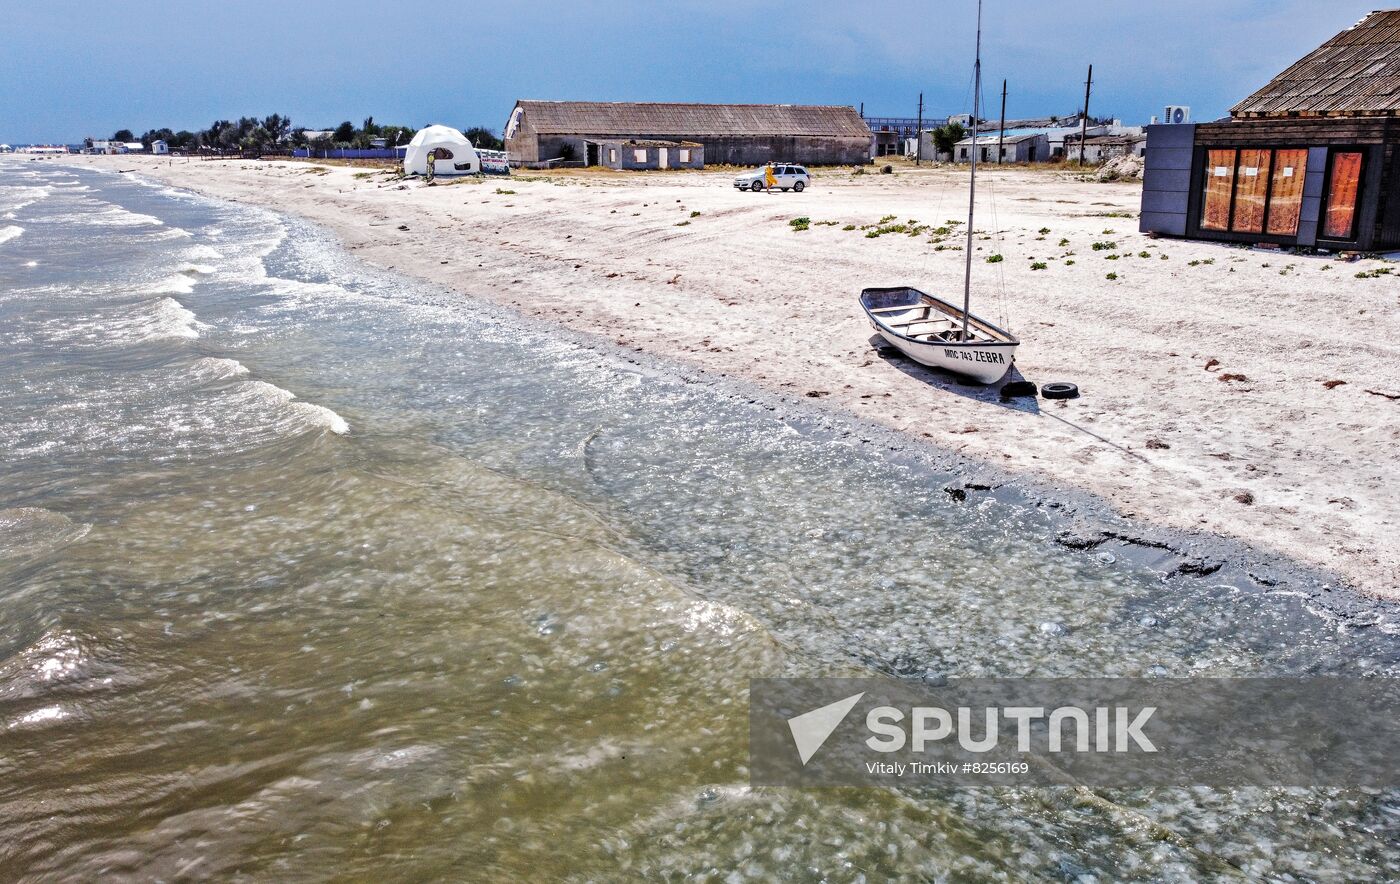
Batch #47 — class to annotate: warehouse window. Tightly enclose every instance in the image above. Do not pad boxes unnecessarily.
[1201,147,1312,238]
[1230,149,1270,233]
[1265,149,1307,236]
[633,148,647,163]
[1323,151,1363,240]
[678,148,691,163]
[609,148,616,163]
[1201,149,1235,231]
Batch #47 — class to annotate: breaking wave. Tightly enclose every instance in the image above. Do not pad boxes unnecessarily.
[0,184,51,213]
[0,225,23,244]
[189,357,250,382]
[46,297,203,346]
[235,381,350,436]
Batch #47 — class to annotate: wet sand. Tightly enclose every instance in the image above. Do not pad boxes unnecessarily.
[74,155,1400,598]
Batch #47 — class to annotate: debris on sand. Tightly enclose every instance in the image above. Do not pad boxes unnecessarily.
[1096,154,1144,182]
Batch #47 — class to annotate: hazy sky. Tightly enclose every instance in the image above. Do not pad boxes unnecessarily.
[0,1,1381,143]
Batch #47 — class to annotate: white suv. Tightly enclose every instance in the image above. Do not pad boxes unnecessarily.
[733,164,810,192]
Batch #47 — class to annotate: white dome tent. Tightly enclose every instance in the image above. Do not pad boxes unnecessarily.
[403,125,479,177]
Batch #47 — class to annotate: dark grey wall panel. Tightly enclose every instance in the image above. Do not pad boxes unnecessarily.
[1145,147,1194,171]
[1145,124,1196,149]
[1141,125,1198,235]
[1141,189,1191,214]
[1296,146,1328,246]
[1303,148,1329,199]
[1143,168,1191,193]
[1139,211,1188,236]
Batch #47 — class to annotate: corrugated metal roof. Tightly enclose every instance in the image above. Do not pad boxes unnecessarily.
[515,101,872,138]
[1232,9,1400,117]
[955,133,1046,146]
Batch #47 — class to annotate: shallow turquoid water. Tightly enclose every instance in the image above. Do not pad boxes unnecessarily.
[0,159,1397,880]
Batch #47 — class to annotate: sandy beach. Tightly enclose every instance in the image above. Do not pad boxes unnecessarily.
[75,154,1399,598]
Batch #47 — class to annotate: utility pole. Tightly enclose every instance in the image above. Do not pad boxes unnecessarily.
[1079,64,1093,166]
[915,92,924,165]
[997,79,1007,164]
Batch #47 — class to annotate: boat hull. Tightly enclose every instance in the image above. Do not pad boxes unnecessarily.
[860,286,1018,385]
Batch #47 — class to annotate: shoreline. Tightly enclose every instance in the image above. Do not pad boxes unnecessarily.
[59,154,1400,601]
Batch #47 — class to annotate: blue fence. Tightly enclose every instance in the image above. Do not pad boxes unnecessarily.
[292,148,405,160]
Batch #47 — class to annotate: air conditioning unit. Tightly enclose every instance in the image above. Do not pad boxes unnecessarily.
[1163,105,1190,125]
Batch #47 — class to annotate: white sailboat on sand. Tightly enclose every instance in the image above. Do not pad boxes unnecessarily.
[860,0,1019,385]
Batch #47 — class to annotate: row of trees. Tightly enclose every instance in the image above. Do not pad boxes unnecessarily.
[96,116,504,153]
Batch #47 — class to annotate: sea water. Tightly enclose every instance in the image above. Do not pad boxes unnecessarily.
[0,159,1396,880]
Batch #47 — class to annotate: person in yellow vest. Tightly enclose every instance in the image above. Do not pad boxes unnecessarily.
[763,163,777,193]
[426,150,436,183]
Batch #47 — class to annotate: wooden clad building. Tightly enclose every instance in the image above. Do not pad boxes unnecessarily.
[504,101,873,168]
[1141,9,1400,251]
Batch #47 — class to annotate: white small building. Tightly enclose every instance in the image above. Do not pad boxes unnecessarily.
[953,132,1050,163]
[122,142,145,153]
[403,125,479,176]
[151,139,168,155]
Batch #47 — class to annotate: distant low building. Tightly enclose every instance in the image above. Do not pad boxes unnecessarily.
[504,100,872,168]
[953,132,1050,163]
[915,118,1107,162]
[151,139,168,155]
[1064,131,1147,163]
[865,116,939,157]
[1141,8,1400,251]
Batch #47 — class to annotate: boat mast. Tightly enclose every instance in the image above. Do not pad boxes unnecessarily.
[961,0,983,341]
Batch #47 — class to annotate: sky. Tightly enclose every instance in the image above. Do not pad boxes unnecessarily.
[0,1,1384,144]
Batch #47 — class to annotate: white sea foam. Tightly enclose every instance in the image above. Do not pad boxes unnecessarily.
[148,297,202,339]
[9,705,68,730]
[292,402,350,435]
[184,244,224,261]
[0,184,52,213]
[94,206,164,227]
[149,274,196,295]
[146,227,192,240]
[0,225,22,245]
[189,357,249,381]
[236,381,350,435]
[52,297,203,343]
